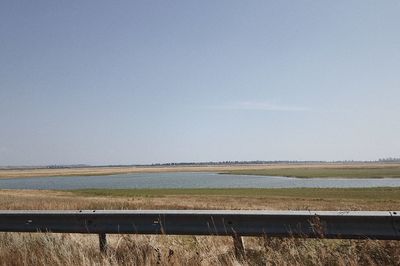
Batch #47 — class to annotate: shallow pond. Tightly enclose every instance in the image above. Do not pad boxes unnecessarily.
[0,172,400,189]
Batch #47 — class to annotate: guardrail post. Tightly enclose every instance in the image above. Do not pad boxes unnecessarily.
[232,234,245,260]
[99,233,107,253]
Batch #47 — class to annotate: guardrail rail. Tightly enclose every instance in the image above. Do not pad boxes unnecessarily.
[0,210,399,257]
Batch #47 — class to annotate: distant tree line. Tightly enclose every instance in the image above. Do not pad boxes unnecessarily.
[378,157,400,163]
[149,160,344,166]
[2,158,400,170]
[46,164,89,169]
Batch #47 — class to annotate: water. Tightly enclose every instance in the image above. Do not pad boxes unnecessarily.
[0,172,400,190]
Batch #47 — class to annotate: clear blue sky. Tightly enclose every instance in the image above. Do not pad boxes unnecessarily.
[1,1,399,165]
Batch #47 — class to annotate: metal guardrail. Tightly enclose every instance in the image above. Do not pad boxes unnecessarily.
[0,210,399,255]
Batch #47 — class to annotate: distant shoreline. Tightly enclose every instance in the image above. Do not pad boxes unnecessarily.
[220,165,400,179]
[1,162,400,179]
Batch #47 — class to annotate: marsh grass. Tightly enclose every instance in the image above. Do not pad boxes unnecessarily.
[1,188,400,211]
[0,189,399,265]
[223,166,400,178]
[70,187,400,201]
[0,233,398,266]
[2,163,400,179]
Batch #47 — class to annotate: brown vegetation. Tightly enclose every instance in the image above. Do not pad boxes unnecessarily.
[1,189,400,211]
[2,162,399,179]
[0,189,399,265]
[1,232,399,266]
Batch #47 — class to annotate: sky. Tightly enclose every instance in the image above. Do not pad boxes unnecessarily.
[1,1,400,166]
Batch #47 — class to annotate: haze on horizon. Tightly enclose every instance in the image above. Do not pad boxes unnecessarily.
[1,1,400,166]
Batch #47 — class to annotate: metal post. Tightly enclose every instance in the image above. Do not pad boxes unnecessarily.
[232,234,245,260]
[99,233,107,253]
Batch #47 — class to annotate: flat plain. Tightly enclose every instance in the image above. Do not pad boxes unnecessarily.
[1,164,400,265]
[1,162,400,179]
[222,165,400,178]
[0,188,399,265]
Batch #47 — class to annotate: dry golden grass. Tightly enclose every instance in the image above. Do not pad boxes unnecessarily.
[0,164,273,178]
[1,233,398,266]
[2,162,399,178]
[1,189,399,211]
[0,189,399,265]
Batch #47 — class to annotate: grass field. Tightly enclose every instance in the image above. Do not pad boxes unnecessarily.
[1,165,399,264]
[70,187,400,201]
[0,188,399,265]
[222,165,400,178]
[0,187,399,211]
[0,164,279,178]
[2,163,400,179]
